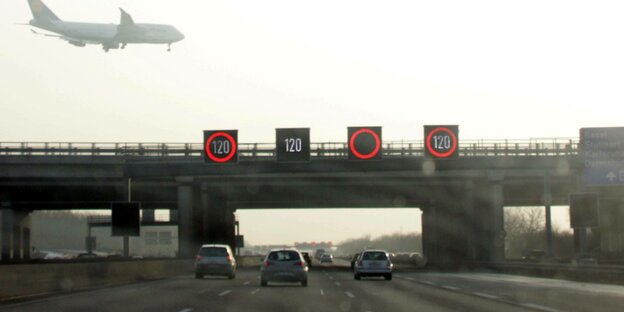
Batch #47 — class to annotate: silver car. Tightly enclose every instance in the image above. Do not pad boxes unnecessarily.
[353,250,393,280]
[195,244,237,279]
[260,249,308,287]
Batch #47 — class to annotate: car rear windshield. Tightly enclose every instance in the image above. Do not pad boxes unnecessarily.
[268,251,301,261]
[199,247,228,257]
[362,252,387,261]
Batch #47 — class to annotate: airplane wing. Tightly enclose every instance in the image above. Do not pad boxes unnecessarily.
[30,29,98,47]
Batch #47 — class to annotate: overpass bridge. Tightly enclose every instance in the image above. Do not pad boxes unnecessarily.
[1,138,622,267]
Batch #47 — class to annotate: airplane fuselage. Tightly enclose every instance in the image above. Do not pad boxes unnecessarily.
[31,20,184,45]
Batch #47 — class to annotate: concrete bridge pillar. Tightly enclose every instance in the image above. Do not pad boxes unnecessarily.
[422,187,476,269]
[199,185,235,250]
[1,209,32,262]
[176,177,196,259]
[473,171,506,263]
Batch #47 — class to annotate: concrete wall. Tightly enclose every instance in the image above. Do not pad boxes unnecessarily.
[0,259,193,301]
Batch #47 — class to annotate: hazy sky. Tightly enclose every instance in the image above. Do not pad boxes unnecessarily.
[1,1,619,244]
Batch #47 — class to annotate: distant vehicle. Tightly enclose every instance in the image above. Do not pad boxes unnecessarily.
[314,249,325,260]
[301,252,313,267]
[195,244,236,279]
[522,249,546,263]
[354,250,393,281]
[261,249,308,287]
[320,253,333,264]
[76,253,99,259]
[350,252,361,269]
[24,0,184,52]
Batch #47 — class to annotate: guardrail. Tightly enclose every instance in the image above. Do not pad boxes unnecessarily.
[0,138,579,158]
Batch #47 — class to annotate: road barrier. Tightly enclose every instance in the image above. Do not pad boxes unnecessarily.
[0,259,194,301]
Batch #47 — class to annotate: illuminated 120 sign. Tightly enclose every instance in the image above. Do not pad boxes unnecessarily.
[276,128,310,162]
[203,130,238,164]
[424,125,459,159]
[348,127,382,160]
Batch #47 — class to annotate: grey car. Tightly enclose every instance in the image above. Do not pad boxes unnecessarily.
[260,249,308,287]
[353,250,393,280]
[195,244,236,279]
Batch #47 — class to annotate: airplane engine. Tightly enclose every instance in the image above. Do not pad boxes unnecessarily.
[102,43,120,50]
[68,41,86,47]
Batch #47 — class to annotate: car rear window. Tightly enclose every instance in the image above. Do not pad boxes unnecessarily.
[268,250,301,261]
[199,247,228,257]
[362,252,387,261]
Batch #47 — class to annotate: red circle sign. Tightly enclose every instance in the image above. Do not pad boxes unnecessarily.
[426,127,458,158]
[205,132,237,163]
[349,128,381,159]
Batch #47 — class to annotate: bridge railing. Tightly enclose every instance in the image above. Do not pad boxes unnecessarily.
[0,138,579,158]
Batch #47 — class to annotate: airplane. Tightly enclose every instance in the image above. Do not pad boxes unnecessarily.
[25,0,185,52]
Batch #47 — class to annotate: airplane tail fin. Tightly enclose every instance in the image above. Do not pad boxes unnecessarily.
[28,0,61,21]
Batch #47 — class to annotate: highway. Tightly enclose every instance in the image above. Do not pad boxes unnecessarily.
[2,262,623,312]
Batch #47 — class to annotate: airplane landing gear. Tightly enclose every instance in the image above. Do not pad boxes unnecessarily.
[121,43,127,49]
[167,43,171,52]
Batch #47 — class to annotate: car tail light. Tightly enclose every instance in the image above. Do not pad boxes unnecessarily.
[358,261,363,266]
[196,255,202,261]
[263,261,273,267]
[294,261,306,267]
[226,255,233,262]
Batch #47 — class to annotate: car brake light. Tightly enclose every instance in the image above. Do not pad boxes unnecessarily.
[226,255,233,262]
[263,261,273,267]
[294,261,306,267]
[196,255,202,261]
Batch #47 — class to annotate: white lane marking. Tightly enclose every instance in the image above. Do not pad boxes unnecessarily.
[473,292,500,300]
[345,291,356,299]
[520,303,561,312]
[329,276,334,280]
[251,288,260,295]
[256,276,261,279]
[179,309,193,312]
[218,290,231,297]
[404,277,416,281]
[421,280,435,286]
[320,289,325,296]
[335,282,342,287]
[442,285,460,291]
[197,289,210,294]
[243,281,251,286]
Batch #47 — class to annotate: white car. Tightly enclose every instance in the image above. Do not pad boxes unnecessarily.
[353,250,393,280]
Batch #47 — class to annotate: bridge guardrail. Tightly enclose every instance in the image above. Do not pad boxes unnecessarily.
[0,138,579,158]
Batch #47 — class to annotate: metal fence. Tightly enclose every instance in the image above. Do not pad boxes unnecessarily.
[0,138,579,159]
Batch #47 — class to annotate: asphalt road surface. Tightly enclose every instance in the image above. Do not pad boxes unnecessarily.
[1,264,623,312]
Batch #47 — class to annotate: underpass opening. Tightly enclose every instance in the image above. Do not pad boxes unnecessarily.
[29,209,179,260]
[503,206,573,262]
[235,208,422,265]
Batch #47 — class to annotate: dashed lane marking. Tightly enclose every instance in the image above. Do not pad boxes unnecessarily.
[442,285,460,291]
[320,289,324,296]
[218,290,231,297]
[335,282,341,287]
[473,292,500,300]
[243,281,251,286]
[345,291,356,299]
[421,280,435,286]
[178,309,193,312]
[520,303,561,312]
[251,289,260,295]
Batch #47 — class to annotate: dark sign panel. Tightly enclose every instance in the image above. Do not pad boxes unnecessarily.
[581,127,624,185]
[348,127,382,160]
[111,202,141,237]
[276,128,310,162]
[203,130,238,164]
[424,125,459,159]
[569,193,599,228]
